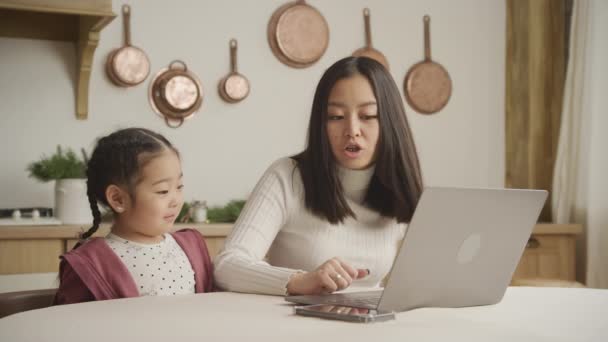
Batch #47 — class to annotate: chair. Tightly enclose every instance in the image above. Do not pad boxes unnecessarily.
[0,288,57,319]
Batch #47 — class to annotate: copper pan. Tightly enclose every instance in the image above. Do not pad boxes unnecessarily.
[352,8,389,70]
[268,0,329,68]
[106,5,150,87]
[148,61,203,128]
[218,39,250,103]
[267,1,308,68]
[403,15,452,115]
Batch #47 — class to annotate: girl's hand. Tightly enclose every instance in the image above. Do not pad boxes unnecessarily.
[286,257,369,295]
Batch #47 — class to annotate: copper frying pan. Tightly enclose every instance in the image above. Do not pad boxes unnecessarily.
[106,5,150,87]
[148,61,203,128]
[218,39,250,103]
[352,8,389,70]
[403,15,452,115]
[268,0,329,68]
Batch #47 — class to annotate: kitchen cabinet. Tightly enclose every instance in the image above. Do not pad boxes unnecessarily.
[0,223,230,274]
[0,223,583,286]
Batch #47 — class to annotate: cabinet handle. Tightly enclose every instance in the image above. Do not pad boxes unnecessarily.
[526,237,540,249]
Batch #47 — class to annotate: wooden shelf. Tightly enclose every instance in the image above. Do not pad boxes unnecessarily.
[0,0,116,119]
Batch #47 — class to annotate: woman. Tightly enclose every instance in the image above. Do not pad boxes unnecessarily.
[214,57,423,295]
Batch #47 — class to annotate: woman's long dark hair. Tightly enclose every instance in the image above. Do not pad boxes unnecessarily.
[80,128,179,240]
[292,57,423,224]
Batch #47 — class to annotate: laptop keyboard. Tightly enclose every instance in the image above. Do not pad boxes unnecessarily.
[288,290,383,310]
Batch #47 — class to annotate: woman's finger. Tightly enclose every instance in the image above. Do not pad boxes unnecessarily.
[319,260,351,285]
[335,258,358,279]
[356,268,370,279]
[319,270,338,293]
[331,272,349,290]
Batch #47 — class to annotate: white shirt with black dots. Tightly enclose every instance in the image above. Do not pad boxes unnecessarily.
[105,233,195,296]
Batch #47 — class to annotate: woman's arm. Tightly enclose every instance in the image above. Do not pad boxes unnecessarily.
[213,159,301,295]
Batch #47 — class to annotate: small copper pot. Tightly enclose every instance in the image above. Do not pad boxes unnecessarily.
[148,61,203,128]
[106,5,150,87]
[218,39,250,103]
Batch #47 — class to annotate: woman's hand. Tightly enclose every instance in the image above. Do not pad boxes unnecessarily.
[286,257,369,295]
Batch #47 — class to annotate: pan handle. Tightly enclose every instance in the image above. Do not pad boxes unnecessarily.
[230,39,238,73]
[122,5,132,46]
[168,60,188,71]
[165,116,184,129]
[363,8,373,48]
[423,15,431,61]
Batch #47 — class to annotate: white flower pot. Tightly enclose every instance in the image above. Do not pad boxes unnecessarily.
[193,207,207,223]
[55,179,92,224]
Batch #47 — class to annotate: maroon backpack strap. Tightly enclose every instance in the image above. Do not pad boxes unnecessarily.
[54,259,95,305]
[61,238,139,300]
[172,229,214,293]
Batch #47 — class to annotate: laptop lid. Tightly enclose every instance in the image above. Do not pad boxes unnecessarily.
[377,187,547,312]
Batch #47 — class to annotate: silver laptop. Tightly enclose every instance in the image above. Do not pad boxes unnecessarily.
[285,187,547,312]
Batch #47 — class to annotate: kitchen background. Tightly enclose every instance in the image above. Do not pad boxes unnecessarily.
[2,0,505,209]
[0,0,607,293]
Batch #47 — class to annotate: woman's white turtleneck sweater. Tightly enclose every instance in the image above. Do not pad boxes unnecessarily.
[213,157,407,295]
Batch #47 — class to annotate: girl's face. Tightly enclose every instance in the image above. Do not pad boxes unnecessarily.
[117,150,184,241]
[326,74,380,170]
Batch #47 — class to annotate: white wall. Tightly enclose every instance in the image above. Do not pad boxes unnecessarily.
[0,0,505,209]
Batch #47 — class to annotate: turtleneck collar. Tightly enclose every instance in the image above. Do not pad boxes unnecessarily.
[337,164,376,203]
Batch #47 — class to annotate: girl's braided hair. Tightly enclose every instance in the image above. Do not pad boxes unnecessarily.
[80,128,178,241]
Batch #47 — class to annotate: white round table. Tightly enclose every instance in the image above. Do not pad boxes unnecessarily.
[0,287,606,342]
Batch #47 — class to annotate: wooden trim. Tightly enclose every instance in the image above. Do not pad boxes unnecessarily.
[533,223,582,235]
[0,223,233,240]
[0,223,581,240]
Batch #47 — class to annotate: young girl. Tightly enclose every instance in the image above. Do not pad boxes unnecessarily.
[54,128,213,304]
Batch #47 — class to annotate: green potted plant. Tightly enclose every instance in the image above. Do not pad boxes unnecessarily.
[27,146,91,224]
[206,200,246,223]
[176,199,245,224]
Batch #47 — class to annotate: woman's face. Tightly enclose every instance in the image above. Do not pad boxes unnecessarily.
[326,74,380,170]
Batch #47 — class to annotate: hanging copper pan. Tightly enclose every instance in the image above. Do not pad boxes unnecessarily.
[403,15,452,115]
[218,39,250,103]
[106,5,150,87]
[268,0,329,68]
[352,8,389,70]
[148,60,203,128]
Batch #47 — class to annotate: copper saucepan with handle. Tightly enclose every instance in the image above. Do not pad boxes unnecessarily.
[148,60,203,128]
[106,5,150,87]
[403,15,452,115]
[352,8,389,70]
[218,39,250,103]
[268,0,330,68]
